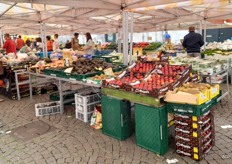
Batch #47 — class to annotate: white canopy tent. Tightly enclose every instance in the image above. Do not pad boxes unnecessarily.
[0,0,232,61]
[0,0,232,34]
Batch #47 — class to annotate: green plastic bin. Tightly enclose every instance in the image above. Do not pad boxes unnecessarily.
[167,94,220,116]
[102,95,132,141]
[135,104,168,155]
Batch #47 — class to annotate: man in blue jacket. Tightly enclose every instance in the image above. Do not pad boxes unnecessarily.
[182,26,204,58]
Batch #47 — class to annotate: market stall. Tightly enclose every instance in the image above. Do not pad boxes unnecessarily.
[1,0,232,162]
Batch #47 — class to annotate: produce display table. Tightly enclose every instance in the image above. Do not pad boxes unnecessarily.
[28,72,101,114]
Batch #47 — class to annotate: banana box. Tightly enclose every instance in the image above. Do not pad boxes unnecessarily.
[209,84,220,99]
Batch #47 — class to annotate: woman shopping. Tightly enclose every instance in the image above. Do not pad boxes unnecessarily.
[83,32,95,55]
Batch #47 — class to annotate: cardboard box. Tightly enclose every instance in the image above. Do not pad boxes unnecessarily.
[165,89,209,105]
[209,84,220,99]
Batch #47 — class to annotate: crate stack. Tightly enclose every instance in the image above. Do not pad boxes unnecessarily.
[173,109,215,161]
[75,90,101,123]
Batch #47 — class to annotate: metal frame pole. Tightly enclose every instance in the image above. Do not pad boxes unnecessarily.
[199,21,203,35]
[204,21,207,50]
[117,27,122,53]
[0,29,3,46]
[59,80,64,114]
[43,24,48,58]
[122,11,129,65]
[40,23,45,57]
[129,12,134,64]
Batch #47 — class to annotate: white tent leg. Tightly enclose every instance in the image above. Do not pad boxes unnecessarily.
[0,30,3,46]
[117,27,122,53]
[204,21,207,50]
[44,24,48,58]
[129,12,134,64]
[122,11,129,65]
[40,23,45,57]
[199,21,203,35]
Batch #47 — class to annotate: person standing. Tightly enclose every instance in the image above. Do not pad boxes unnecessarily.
[19,40,31,53]
[16,35,24,51]
[53,34,60,51]
[164,31,171,42]
[71,33,80,51]
[182,26,204,58]
[46,36,53,51]
[65,40,71,49]
[83,32,95,55]
[36,37,43,51]
[2,33,16,54]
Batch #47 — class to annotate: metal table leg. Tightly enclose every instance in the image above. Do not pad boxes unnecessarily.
[59,80,64,114]
[15,72,20,101]
[29,73,33,100]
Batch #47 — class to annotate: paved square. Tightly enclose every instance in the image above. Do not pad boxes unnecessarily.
[0,85,231,164]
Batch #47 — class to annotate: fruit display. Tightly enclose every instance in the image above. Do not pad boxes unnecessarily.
[133,42,149,48]
[143,42,162,51]
[72,58,122,74]
[165,82,220,105]
[205,39,232,51]
[103,62,191,98]
[170,56,232,76]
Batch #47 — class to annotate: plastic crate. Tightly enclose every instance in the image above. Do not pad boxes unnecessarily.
[76,102,100,113]
[102,95,132,141]
[135,104,168,155]
[75,92,101,105]
[76,112,93,122]
[75,90,101,123]
[35,101,60,117]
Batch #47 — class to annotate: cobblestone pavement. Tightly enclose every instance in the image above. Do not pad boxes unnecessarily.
[0,87,232,164]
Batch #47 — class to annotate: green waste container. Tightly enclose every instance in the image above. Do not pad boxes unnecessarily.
[102,95,132,141]
[135,104,168,155]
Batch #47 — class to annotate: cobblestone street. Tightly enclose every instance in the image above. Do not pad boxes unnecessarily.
[0,89,232,164]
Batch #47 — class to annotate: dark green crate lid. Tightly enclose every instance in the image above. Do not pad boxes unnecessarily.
[102,95,132,141]
[135,104,168,155]
[167,94,220,116]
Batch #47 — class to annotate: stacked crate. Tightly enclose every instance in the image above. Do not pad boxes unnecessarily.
[75,90,101,123]
[173,109,215,161]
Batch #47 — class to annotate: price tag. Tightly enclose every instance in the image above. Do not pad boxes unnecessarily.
[69,78,76,81]
[103,68,115,76]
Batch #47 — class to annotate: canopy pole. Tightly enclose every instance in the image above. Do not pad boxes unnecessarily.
[43,24,48,58]
[199,21,203,35]
[117,27,122,53]
[122,10,129,65]
[40,23,47,58]
[0,30,3,46]
[204,20,207,50]
[129,12,134,64]
[40,23,45,56]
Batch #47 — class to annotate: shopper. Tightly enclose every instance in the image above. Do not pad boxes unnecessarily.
[46,36,53,51]
[53,34,60,51]
[71,33,80,50]
[182,26,204,58]
[19,40,32,53]
[164,31,171,42]
[65,40,71,49]
[36,37,43,51]
[2,33,16,54]
[16,35,24,51]
[83,32,95,55]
